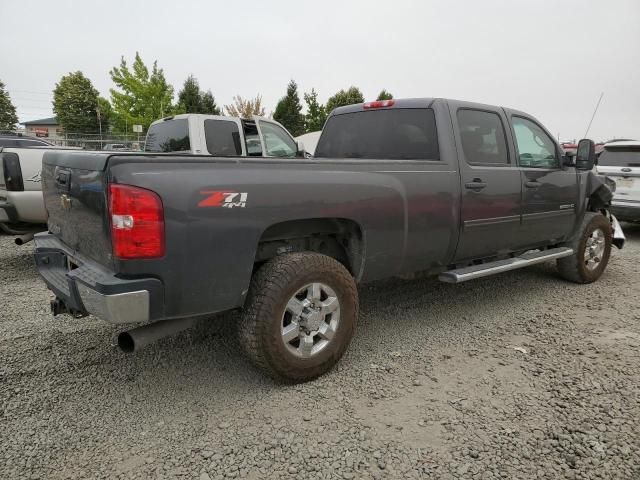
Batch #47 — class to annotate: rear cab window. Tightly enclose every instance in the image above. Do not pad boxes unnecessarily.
[315,108,439,160]
[145,119,191,153]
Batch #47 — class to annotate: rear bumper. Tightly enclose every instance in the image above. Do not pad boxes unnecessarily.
[610,200,640,222]
[34,233,163,324]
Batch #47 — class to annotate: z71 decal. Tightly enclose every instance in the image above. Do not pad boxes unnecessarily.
[198,191,248,208]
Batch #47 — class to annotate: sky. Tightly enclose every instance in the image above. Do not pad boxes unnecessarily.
[1,0,639,141]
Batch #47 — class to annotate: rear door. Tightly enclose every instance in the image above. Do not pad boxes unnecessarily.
[596,143,640,214]
[449,101,523,260]
[507,114,579,245]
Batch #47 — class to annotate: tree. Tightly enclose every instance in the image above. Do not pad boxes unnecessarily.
[200,91,221,115]
[273,80,304,136]
[303,88,326,133]
[109,52,174,133]
[0,80,18,132]
[52,71,100,133]
[376,89,393,101]
[224,95,265,117]
[325,86,364,114]
[176,75,221,115]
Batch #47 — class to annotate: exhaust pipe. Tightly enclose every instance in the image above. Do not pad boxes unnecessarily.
[15,232,35,245]
[118,317,197,353]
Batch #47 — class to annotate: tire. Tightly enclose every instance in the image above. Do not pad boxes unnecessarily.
[557,213,612,284]
[239,252,358,382]
[0,222,30,235]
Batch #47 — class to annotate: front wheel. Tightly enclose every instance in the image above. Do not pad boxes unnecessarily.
[239,252,358,382]
[557,213,612,284]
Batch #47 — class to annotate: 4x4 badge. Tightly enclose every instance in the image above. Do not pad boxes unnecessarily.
[198,191,248,208]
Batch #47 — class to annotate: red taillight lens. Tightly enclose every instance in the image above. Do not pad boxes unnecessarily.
[363,100,395,109]
[109,184,165,259]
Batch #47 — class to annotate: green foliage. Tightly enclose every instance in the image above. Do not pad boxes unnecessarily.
[177,75,221,115]
[303,88,326,133]
[109,52,174,133]
[376,89,393,101]
[0,80,18,132]
[52,71,100,133]
[273,80,304,136]
[325,86,365,114]
[224,95,265,117]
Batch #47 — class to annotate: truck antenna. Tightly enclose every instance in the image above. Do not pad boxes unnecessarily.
[583,92,604,139]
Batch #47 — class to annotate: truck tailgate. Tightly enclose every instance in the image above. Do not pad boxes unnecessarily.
[42,151,113,268]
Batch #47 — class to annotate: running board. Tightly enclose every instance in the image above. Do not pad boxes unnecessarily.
[438,247,574,284]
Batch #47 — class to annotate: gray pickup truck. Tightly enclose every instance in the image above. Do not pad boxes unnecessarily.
[33,98,624,382]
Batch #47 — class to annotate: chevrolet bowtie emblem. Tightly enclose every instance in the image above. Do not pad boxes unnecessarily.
[60,194,72,210]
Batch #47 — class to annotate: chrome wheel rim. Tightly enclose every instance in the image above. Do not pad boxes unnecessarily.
[584,228,606,271]
[281,283,340,358]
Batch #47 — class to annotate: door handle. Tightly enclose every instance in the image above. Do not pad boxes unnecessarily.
[525,181,541,188]
[465,180,487,191]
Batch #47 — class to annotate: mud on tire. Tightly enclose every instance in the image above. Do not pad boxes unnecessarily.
[239,252,358,383]
[557,213,612,284]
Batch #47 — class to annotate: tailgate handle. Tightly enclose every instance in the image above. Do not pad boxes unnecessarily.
[55,168,71,192]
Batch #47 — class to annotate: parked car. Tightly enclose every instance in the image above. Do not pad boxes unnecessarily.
[33,98,624,382]
[295,131,321,156]
[103,143,130,151]
[596,140,640,221]
[0,134,54,148]
[145,114,304,157]
[0,146,76,237]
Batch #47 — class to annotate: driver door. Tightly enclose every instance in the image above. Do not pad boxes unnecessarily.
[507,114,579,246]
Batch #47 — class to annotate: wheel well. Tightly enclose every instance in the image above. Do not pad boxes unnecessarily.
[254,218,364,278]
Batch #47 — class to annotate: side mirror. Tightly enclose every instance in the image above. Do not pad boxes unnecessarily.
[575,139,596,170]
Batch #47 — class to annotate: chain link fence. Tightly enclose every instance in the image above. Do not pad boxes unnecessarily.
[1,130,146,151]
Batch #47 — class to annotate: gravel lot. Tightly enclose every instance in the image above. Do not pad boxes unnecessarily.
[1,225,639,480]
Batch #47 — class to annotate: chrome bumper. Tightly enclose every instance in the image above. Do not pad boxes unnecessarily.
[76,284,150,324]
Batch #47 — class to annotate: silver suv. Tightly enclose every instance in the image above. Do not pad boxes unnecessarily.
[597,141,640,222]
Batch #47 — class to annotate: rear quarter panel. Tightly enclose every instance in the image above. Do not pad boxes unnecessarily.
[107,154,458,319]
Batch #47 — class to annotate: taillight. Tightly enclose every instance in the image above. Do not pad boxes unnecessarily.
[363,100,395,109]
[108,183,165,259]
[2,153,24,191]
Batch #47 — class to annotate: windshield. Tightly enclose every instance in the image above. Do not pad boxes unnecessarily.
[315,108,439,160]
[598,148,640,167]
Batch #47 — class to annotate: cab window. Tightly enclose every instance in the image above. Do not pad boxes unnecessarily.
[259,121,297,157]
[512,117,559,168]
[457,109,509,165]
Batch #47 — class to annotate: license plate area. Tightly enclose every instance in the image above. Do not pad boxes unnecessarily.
[615,177,635,189]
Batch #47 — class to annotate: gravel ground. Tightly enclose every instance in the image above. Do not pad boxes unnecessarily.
[1,225,639,480]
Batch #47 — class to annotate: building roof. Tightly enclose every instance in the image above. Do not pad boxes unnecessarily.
[21,116,59,126]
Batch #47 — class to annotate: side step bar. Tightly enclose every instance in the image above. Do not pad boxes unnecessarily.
[438,247,574,284]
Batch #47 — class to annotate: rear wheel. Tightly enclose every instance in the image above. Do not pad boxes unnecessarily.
[557,213,612,283]
[239,252,358,382]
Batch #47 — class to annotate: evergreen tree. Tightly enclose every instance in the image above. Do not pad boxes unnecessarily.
[376,89,393,101]
[176,75,221,115]
[325,86,364,114]
[52,71,100,133]
[0,80,18,132]
[303,88,326,132]
[273,80,304,136]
